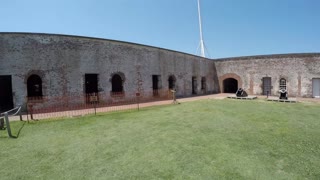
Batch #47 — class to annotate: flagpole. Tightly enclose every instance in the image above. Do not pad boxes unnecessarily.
[197,0,206,58]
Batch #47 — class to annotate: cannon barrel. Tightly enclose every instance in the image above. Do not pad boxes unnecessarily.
[279,88,288,100]
[236,88,248,97]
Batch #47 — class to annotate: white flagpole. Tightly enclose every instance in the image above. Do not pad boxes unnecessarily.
[197,0,206,58]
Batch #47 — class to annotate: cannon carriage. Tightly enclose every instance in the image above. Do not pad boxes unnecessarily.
[279,88,288,100]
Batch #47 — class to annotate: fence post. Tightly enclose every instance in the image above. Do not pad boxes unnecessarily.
[136,93,140,111]
[4,112,14,138]
[94,101,97,115]
[19,106,23,121]
[28,104,34,120]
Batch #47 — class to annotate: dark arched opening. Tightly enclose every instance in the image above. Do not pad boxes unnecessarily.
[201,77,206,90]
[112,74,123,92]
[223,78,238,93]
[27,75,43,97]
[280,78,287,90]
[168,75,176,90]
[0,75,14,112]
[192,76,197,94]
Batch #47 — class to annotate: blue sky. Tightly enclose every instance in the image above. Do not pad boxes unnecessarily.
[1,0,319,58]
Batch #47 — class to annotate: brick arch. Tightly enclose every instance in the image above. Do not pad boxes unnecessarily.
[109,72,126,83]
[24,70,46,97]
[109,72,125,93]
[24,70,45,84]
[219,73,242,93]
[167,75,176,90]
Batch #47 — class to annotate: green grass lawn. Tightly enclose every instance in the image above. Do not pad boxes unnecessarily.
[1,99,320,179]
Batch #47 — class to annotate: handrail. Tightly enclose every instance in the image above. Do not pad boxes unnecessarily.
[0,106,22,117]
[0,106,22,138]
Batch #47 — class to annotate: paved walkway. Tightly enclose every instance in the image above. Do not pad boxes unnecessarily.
[8,93,320,121]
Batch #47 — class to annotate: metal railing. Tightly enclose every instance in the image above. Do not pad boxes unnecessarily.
[0,106,22,138]
[26,90,174,120]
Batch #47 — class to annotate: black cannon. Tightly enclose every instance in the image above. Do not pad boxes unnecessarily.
[279,88,288,100]
[236,88,248,97]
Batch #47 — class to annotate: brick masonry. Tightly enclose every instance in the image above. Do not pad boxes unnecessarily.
[0,33,220,109]
[0,33,320,110]
[215,54,320,97]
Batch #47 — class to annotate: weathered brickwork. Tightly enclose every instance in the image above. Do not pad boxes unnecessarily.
[218,73,243,93]
[215,54,320,97]
[0,33,219,109]
[1,33,320,111]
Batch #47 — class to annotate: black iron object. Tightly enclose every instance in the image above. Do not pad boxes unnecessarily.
[236,88,248,97]
[279,88,288,100]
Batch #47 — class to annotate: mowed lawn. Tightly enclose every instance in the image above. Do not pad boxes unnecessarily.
[1,99,320,179]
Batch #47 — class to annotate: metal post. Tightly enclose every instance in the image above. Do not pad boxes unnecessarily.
[4,112,14,138]
[28,104,34,120]
[26,108,30,123]
[0,117,4,130]
[94,102,97,115]
[136,92,140,111]
[19,107,23,121]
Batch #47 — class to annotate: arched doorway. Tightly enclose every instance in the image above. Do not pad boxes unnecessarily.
[0,75,14,112]
[112,74,123,93]
[201,77,206,91]
[223,78,238,93]
[219,73,242,93]
[27,74,43,97]
[192,76,197,94]
[168,75,176,90]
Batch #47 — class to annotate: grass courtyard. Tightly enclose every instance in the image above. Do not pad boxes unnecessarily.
[1,99,320,179]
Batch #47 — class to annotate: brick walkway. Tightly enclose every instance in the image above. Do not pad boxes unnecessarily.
[8,93,320,121]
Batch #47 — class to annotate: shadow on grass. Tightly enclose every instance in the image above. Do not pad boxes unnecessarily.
[0,121,26,139]
[14,121,27,138]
